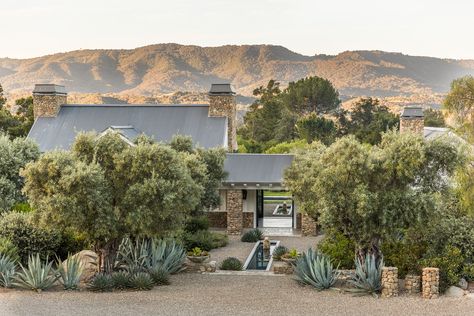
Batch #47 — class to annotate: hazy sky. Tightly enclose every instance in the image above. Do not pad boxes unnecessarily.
[1,0,473,59]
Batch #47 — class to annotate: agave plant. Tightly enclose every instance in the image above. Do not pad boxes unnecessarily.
[57,254,84,290]
[348,254,384,297]
[87,273,114,292]
[241,229,263,243]
[129,272,154,291]
[115,238,150,273]
[272,245,289,260]
[13,253,58,292]
[0,253,16,288]
[111,271,131,290]
[294,248,339,291]
[148,239,186,274]
[148,266,170,286]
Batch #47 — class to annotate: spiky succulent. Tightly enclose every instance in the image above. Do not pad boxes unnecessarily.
[0,253,16,288]
[129,272,154,291]
[57,254,84,290]
[348,254,384,297]
[111,271,131,290]
[87,273,114,292]
[115,238,150,274]
[149,266,170,286]
[220,257,243,271]
[294,248,339,291]
[13,253,58,292]
[241,229,263,243]
[148,239,186,274]
[272,245,289,261]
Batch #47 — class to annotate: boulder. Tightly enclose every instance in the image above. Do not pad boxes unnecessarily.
[445,286,465,298]
[65,250,99,282]
[465,293,474,299]
[458,278,468,290]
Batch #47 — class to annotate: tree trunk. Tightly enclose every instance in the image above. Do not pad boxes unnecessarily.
[356,237,382,266]
[95,239,120,273]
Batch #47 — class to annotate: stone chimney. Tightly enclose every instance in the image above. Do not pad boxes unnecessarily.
[32,84,67,120]
[400,106,424,135]
[208,83,237,151]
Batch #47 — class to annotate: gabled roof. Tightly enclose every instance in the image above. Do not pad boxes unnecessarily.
[28,104,227,151]
[223,153,294,188]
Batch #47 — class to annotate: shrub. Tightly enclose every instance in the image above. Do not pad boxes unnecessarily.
[241,229,263,243]
[57,254,84,290]
[220,257,243,271]
[184,216,209,233]
[317,231,355,269]
[463,263,474,282]
[0,237,19,262]
[381,233,426,278]
[282,248,299,260]
[13,254,58,292]
[129,272,154,291]
[87,273,114,292]
[183,230,228,251]
[0,212,61,264]
[55,230,89,261]
[149,266,170,285]
[272,245,289,260]
[348,254,383,297]
[0,253,16,288]
[111,271,131,290]
[294,248,339,290]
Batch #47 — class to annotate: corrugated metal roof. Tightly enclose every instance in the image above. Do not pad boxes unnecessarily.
[209,83,235,95]
[33,84,67,95]
[28,104,227,151]
[223,153,294,185]
[401,106,424,118]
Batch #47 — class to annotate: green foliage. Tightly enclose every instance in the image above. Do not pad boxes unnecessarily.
[318,231,355,269]
[420,246,464,292]
[264,140,306,154]
[129,272,154,291]
[0,212,61,264]
[87,273,114,292]
[57,254,84,290]
[0,84,6,108]
[13,254,58,292]
[183,230,228,251]
[0,253,16,288]
[443,76,474,142]
[148,239,186,274]
[462,263,474,282]
[424,108,446,127]
[294,248,339,290]
[0,94,34,138]
[220,257,243,271]
[189,247,207,257]
[284,248,299,259]
[0,135,39,212]
[0,237,19,262]
[185,216,209,234]
[296,113,336,145]
[240,229,263,243]
[348,254,383,297]
[116,238,150,274]
[111,271,131,289]
[149,266,170,285]
[272,246,289,260]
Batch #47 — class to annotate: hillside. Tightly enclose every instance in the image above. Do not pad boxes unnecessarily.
[1,44,473,99]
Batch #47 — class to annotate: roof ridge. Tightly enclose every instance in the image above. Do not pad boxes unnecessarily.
[62,104,209,107]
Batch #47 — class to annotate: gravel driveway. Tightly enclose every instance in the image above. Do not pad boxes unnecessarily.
[2,273,474,316]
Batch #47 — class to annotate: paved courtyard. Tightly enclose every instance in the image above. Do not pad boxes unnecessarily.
[1,273,474,316]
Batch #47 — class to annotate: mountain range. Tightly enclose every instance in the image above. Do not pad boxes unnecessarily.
[1,44,473,100]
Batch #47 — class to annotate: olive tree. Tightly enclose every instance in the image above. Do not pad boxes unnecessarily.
[285,131,463,260]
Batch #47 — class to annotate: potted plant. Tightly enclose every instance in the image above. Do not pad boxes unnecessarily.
[281,248,300,265]
[187,247,210,263]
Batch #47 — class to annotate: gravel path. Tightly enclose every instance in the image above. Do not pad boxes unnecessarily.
[1,274,474,316]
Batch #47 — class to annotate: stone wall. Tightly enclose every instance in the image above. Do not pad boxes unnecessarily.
[301,213,317,236]
[207,212,227,228]
[33,94,67,119]
[243,212,254,228]
[405,274,421,294]
[273,261,294,275]
[400,117,424,135]
[185,260,217,273]
[208,94,237,151]
[226,189,243,235]
[381,267,398,298]
[422,268,439,299]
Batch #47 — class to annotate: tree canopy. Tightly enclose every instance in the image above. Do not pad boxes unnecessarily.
[444,76,474,142]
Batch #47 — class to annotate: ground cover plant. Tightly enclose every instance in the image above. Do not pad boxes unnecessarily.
[241,229,263,243]
[220,257,243,271]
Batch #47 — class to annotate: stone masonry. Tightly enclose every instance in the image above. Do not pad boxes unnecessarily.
[33,94,67,119]
[208,94,238,151]
[422,267,439,299]
[404,274,421,294]
[400,117,424,135]
[301,213,317,236]
[381,267,398,298]
[226,189,243,235]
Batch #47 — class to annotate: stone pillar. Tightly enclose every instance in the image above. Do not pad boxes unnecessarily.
[422,268,439,299]
[381,267,398,298]
[399,106,424,135]
[32,84,67,120]
[301,213,317,236]
[208,84,238,152]
[226,189,243,235]
[404,274,421,294]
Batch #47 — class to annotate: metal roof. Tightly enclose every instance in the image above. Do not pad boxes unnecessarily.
[223,153,294,186]
[401,106,424,118]
[104,126,141,140]
[209,83,235,95]
[28,104,227,151]
[32,84,67,95]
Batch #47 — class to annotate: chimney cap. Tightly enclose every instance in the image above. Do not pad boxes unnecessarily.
[33,84,67,95]
[209,83,235,95]
[401,106,424,118]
